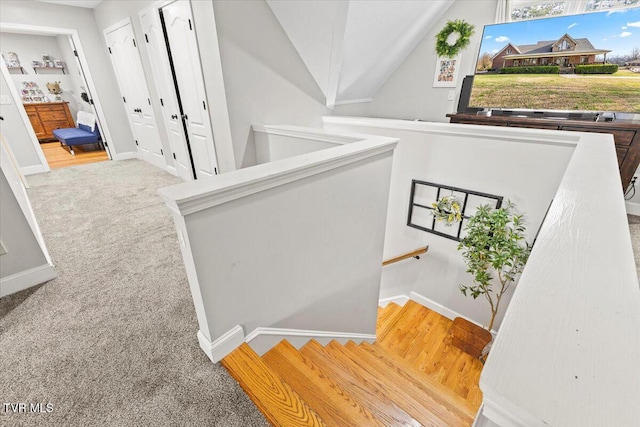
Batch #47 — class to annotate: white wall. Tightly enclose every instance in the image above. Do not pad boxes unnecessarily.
[0,0,138,158]
[0,169,46,278]
[332,0,498,122]
[159,128,398,361]
[0,32,88,121]
[0,71,42,171]
[212,0,330,168]
[324,117,575,329]
[0,139,56,297]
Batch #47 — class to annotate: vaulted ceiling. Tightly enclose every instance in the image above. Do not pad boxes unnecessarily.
[266,0,454,108]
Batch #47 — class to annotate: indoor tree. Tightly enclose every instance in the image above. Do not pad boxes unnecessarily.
[458,202,531,330]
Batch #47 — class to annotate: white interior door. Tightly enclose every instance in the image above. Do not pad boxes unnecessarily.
[139,7,194,181]
[104,21,166,170]
[161,0,219,178]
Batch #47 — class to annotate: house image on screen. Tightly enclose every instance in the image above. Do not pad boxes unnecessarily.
[491,33,611,70]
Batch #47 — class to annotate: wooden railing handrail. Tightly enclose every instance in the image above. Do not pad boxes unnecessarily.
[382,246,429,266]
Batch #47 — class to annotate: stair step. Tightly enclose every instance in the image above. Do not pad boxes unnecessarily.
[353,341,477,424]
[375,302,400,335]
[300,339,422,427]
[376,300,424,342]
[221,343,326,427]
[263,340,382,426]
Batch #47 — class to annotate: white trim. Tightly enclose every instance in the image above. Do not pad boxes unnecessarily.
[21,164,49,176]
[111,152,140,161]
[333,98,373,106]
[196,325,245,363]
[0,263,57,298]
[626,201,640,216]
[323,116,581,147]
[252,124,360,145]
[0,62,50,173]
[245,327,376,356]
[158,136,398,216]
[378,294,410,307]
[409,291,498,337]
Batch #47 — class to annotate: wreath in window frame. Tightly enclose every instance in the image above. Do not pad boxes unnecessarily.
[431,196,463,226]
[435,20,475,58]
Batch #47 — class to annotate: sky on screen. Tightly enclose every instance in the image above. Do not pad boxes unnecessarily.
[479,7,640,57]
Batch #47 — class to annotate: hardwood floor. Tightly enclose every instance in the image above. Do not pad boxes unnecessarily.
[40,142,109,169]
[222,300,484,426]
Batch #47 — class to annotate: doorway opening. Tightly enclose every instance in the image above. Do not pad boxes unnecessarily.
[1,24,114,172]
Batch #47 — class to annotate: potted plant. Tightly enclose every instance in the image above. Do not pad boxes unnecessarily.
[451,202,531,358]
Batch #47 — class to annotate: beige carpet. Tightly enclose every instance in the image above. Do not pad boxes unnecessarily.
[0,160,267,426]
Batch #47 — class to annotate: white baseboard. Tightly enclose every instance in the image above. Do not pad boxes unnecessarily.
[112,151,139,161]
[378,294,410,307]
[0,263,57,298]
[197,325,245,363]
[409,291,497,336]
[626,201,640,216]
[21,164,49,176]
[245,327,377,356]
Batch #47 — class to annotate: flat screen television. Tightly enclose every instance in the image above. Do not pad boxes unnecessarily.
[466,7,640,118]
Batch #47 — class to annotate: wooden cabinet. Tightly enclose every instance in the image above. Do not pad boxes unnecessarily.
[447,113,640,190]
[23,102,75,142]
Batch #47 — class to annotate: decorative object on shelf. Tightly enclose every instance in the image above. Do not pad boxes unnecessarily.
[435,19,474,58]
[6,52,21,67]
[433,55,461,88]
[54,59,65,68]
[32,60,44,68]
[46,81,63,94]
[430,195,463,226]
[457,201,531,331]
[21,81,49,103]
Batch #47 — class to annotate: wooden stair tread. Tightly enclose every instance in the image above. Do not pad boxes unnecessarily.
[263,340,382,427]
[375,302,401,336]
[300,339,422,427]
[376,300,424,343]
[359,341,478,421]
[221,343,326,427]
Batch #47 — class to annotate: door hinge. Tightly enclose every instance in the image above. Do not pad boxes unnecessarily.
[73,50,78,57]
[172,153,176,160]
[188,19,192,31]
[203,100,206,110]
[144,33,149,43]
[108,47,112,54]
[89,99,94,105]
[148,98,151,105]
[214,167,218,175]
[133,38,137,47]
[160,98,164,106]
[161,149,164,155]
[123,96,126,103]
[104,141,108,147]
[135,140,139,146]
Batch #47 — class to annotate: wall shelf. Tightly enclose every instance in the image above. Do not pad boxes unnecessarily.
[7,66,25,74]
[32,66,65,74]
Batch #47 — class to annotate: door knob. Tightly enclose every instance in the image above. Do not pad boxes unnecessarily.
[171,114,178,119]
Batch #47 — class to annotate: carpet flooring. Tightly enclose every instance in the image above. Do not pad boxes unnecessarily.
[0,160,268,426]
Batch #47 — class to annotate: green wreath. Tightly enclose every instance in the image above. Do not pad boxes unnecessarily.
[435,20,475,58]
[431,196,463,227]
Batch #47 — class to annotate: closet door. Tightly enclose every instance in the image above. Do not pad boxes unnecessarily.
[140,7,194,181]
[161,0,219,178]
[104,21,166,170]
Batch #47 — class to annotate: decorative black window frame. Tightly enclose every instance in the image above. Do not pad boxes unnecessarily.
[407,180,503,242]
